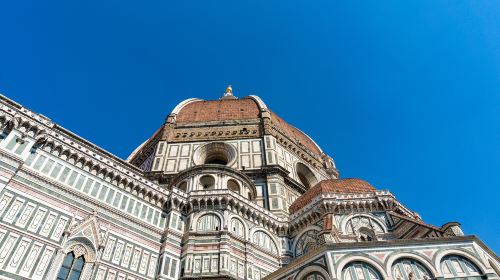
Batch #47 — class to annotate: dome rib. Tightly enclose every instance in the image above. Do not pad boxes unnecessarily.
[269,111,323,155]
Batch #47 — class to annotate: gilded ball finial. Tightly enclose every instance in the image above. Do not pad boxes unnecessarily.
[225,85,233,95]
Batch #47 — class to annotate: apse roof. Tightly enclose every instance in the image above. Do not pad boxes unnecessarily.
[288,178,376,214]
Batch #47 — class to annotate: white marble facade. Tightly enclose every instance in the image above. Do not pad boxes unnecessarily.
[0,93,497,280]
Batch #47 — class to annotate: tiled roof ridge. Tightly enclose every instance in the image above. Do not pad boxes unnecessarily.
[389,211,443,231]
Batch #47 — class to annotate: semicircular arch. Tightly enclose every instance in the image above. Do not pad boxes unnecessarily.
[386,252,437,279]
[434,249,487,278]
[229,215,248,239]
[294,265,330,280]
[336,254,389,280]
[340,214,388,235]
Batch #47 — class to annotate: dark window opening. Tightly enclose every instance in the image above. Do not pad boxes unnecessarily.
[298,172,311,188]
[200,175,215,190]
[56,252,85,280]
[206,158,228,165]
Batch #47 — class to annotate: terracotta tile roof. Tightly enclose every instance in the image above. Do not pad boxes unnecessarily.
[289,178,376,214]
[176,98,261,123]
[270,111,322,155]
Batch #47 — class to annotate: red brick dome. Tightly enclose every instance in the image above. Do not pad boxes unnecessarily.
[176,98,261,123]
[171,96,324,157]
[128,94,332,168]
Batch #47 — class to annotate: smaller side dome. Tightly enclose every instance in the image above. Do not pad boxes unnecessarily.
[289,178,376,214]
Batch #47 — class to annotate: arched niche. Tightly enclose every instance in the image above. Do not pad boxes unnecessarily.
[197,214,221,231]
[301,272,327,280]
[296,162,318,188]
[386,252,438,279]
[440,255,483,279]
[252,230,278,255]
[392,258,433,280]
[178,181,188,192]
[294,265,330,280]
[199,175,215,190]
[294,229,321,257]
[343,214,386,237]
[230,217,246,238]
[227,179,240,194]
[342,261,383,280]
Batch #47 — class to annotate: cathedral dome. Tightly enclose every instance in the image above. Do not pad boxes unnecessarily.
[288,178,376,214]
[167,94,324,157]
[175,98,262,123]
[128,87,338,179]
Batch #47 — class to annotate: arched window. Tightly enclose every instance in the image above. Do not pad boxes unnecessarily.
[197,214,220,231]
[345,215,385,236]
[342,262,383,280]
[252,231,278,254]
[56,252,85,280]
[199,175,215,190]
[230,218,245,238]
[440,255,482,279]
[303,272,326,280]
[227,179,240,194]
[295,229,321,257]
[392,258,432,280]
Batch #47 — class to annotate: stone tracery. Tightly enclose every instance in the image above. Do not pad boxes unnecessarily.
[295,229,322,257]
[344,215,385,237]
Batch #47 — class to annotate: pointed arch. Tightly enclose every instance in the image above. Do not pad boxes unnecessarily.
[56,251,85,280]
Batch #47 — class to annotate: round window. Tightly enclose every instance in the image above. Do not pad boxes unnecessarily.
[193,142,237,166]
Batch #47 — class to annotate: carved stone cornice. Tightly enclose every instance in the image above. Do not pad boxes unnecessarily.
[288,190,419,233]
[167,123,261,143]
[169,164,256,192]
[185,189,288,233]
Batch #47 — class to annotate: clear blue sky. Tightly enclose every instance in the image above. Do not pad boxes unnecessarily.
[1,1,499,253]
